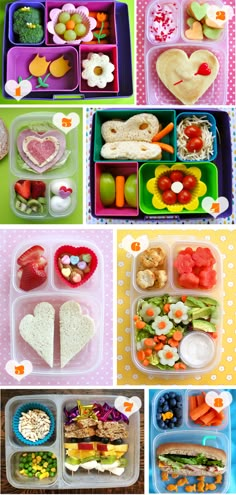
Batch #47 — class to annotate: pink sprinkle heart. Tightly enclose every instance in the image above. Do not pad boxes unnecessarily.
[61,255,70,264]
[59,186,73,199]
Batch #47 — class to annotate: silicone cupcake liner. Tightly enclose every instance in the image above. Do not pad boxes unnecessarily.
[13,402,55,446]
[54,245,98,288]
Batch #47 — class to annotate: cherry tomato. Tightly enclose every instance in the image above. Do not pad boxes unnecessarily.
[178,189,192,204]
[184,125,202,138]
[182,174,197,190]
[186,137,203,152]
[169,171,184,183]
[162,189,177,205]
[157,175,172,191]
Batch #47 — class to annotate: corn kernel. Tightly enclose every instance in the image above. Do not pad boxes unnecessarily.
[51,454,56,459]
[20,470,25,474]
[51,467,56,473]
[41,468,46,473]
[43,462,48,468]
[36,456,41,462]
[32,453,35,459]
[39,472,49,480]
[22,453,27,457]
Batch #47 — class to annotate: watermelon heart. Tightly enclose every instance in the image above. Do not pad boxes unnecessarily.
[17,129,66,174]
[54,245,98,288]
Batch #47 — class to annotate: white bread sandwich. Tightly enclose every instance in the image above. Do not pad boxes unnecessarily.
[19,302,55,367]
[59,301,95,368]
[0,118,8,160]
[157,443,226,476]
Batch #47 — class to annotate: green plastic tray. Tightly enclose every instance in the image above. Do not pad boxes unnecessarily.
[139,161,218,215]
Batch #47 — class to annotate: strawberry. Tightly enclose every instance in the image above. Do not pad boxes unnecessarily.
[19,262,47,291]
[17,245,45,267]
[14,180,31,200]
[37,255,48,269]
[31,181,46,199]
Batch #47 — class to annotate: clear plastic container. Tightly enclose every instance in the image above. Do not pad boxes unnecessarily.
[132,240,170,294]
[5,393,140,489]
[130,236,223,377]
[10,238,104,375]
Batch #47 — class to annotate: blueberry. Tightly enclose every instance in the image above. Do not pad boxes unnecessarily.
[156,413,162,420]
[176,420,182,427]
[111,438,123,445]
[163,423,168,429]
[169,423,175,428]
[176,395,182,402]
[172,417,177,423]
[159,397,165,405]
[164,393,169,400]
[157,407,163,413]
[158,420,165,429]
[101,437,110,444]
[162,405,169,413]
[169,392,176,399]
[169,399,177,407]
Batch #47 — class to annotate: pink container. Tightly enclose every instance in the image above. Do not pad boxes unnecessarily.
[80,44,119,93]
[95,162,139,217]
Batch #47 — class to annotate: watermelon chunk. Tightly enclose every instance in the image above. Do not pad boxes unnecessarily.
[199,269,217,289]
[192,247,216,268]
[178,272,199,289]
[174,253,195,274]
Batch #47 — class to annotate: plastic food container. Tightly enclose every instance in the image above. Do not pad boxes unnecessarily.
[79,44,119,94]
[150,389,231,493]
[5,394,140,489]
[130,237,223,377]
[8,1,45,46]
[10,238,104,375]
[9,112,78,220]
[176,112,218,162]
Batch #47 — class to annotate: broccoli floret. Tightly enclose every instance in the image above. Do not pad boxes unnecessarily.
[18,23,44,44]
[13,7,42,31]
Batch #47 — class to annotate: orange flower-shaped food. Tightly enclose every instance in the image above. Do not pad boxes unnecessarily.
[49,56,71,78]
[29,55,51,77]
[97,12,107,22]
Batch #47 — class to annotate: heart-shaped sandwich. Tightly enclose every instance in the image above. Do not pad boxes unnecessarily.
[17,129,66,173]
[54,245,98,288]
[156,49,219,104]
[60,301,95,368]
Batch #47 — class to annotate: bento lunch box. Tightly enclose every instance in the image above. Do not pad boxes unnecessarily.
[5,394,140,489]
[150,389,231,493]
[10,238,104,375]
[130,237,223,377]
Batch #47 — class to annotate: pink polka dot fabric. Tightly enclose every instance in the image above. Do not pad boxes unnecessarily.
[137,0,235,105]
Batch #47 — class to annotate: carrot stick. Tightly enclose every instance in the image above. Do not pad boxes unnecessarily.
[115,176,125,208]
[189,395,197,413]
[196,394,205,407]
[190,402,211,421]
[152,122,174,142]
[200,409,217,425]
[153,142,174,154]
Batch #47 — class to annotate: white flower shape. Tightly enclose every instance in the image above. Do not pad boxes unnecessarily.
[152,315,173,335]
[82,53,115,89]
[158,345,179,367]
[168,301,189,324]
[47,4,96,45]
[139,302,160,323]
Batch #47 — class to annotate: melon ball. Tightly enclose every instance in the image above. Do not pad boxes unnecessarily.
[71,13,83,24]
[64,29,77,41]
[74,22,87,37]
[58,12,70,23]
[55,22,66,35]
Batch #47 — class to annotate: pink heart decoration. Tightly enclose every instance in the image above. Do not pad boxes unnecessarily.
[59,186,73,199]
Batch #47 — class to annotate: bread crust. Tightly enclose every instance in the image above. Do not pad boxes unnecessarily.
[157,442,226,463]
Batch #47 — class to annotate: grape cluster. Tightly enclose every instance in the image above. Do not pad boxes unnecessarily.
[156,392,183,429]
[55,12,87,41]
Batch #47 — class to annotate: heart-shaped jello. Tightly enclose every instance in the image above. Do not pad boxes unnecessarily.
[17,129,66,174]
[54,245,98,288]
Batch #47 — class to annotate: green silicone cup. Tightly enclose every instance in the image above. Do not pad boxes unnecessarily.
[93,109,176,162]
[139,161,218,215]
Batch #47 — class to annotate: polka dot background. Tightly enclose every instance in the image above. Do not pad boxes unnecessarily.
[86,107,236,224]
[0,229,113,386]
[136,0,235,105]
[117,228,236,385]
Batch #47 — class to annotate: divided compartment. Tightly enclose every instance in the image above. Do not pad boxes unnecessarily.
[152,429,231,493]
[8,1,45,46]
[145,43,227,105]
[152,389,185,431]
[176,111,218,162]
[146,0,180,45]
[139,161,218,216]
[186,390,229,431]
[181,0,228,44]
[80,44,119,93]
[94,161,139,217]
[7,450,59,489]
[61,394,140,489]
[93,109,176,163]
[132,239,170,294]
[12,241,50,293]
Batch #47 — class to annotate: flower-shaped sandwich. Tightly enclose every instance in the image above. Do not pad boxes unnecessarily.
[47,3,96,45]
[82,53,115,89]
[146,163,207,213]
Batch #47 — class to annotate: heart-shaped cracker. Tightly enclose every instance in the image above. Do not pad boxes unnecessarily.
[19,302,55,368]
[54,245,98,288]
[185,21,203,40]
[156,49,219,104]
[59,301,95,368]
[17,129,66,173]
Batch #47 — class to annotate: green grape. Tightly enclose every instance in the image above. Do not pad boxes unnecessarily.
[74,23,87,37]
[71,13,82,23]
[55,22,66,35]
[64,29,77,41]
[58,12,70,23]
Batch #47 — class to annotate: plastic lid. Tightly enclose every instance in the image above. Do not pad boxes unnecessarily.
[179,331,215,369]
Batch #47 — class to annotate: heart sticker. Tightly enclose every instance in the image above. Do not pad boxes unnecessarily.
[205,391,232,413]
[121,235,149,257]
[114,396,142,418]
[52,113,80,134]
[5,79,32,101]
[206,5,234,28]
[5,360,33,381]
[201,196,229,218]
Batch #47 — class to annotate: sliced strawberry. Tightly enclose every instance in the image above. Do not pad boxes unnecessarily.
[31,181,46,199]
[17,245,45,267]
[37,255,48,269]
[19,262,47,291]
[17,267,23,281]
[14,180,31,200]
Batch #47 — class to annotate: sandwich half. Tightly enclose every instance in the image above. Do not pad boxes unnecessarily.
[157,443,226,477]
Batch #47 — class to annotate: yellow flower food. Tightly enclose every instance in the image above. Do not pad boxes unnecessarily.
[49,56,71,78]
[29,54,51,77]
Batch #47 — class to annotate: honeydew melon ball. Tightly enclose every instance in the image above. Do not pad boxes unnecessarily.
[64,29,77,41]
[71,13,83,24]
[74,23,87,37]
[55,22,66,35]
[58,12,70,23]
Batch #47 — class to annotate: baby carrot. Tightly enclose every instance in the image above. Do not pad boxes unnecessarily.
[154,142,174,154]
[172,330,183,341]
[152,122,174,142]
[115,176,125,208]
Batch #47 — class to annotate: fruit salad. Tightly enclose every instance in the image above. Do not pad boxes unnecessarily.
[134,294,219,370]
[64,400,129,476]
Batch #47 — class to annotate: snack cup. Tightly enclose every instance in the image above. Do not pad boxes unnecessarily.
[8,450,58,488]
[80,44,119,93]
[176,111,217,161]
[54,245,98,288]
[46,3,96,45]
[8,2,45,46]
[132,240,170,294]
[152,389,185,431]
[146,0,180,45]
[186,389,229,431]
[13,402,55,446]
[181,0,228,44]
